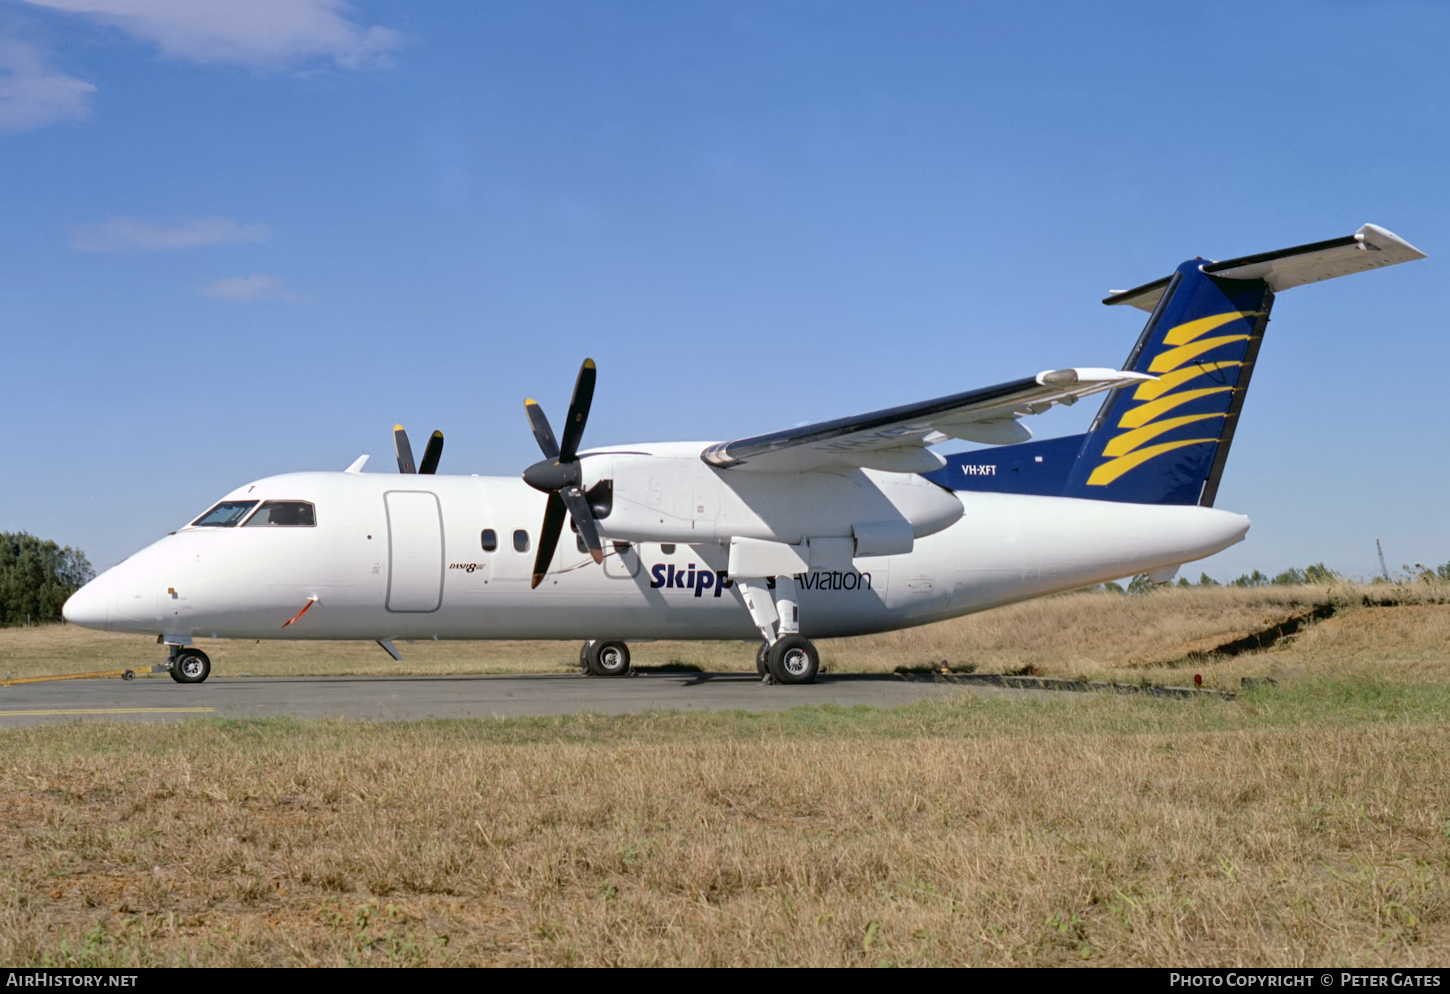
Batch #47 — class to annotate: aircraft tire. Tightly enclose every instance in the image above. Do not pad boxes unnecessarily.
[586,640,631,677]
[171,649,211,684]
[756,642,770,678]
[767,636,818,685]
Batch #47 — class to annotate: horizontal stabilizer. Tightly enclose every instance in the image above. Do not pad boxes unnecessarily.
[1105,224,1425,312]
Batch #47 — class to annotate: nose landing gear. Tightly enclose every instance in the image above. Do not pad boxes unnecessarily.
[167,647,211,684]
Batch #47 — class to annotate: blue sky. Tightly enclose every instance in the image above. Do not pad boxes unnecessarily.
[1,0,1444,579]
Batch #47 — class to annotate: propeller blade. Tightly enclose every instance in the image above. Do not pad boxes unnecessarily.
[560,487,605,564]
[524,400,560,461]
[523,360,604,589]
[531,492,568,589]
[393,425,416,474]
[418,431,444,474]
[557,358,596,463]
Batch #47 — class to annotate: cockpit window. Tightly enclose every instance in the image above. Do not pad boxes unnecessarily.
[191,501,259,527]
[242,501,317,527]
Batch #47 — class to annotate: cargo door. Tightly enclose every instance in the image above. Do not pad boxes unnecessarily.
[603,541,641,578]
[385,491,444,612]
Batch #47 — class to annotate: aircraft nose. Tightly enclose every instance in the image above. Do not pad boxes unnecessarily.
[62,581,108,630]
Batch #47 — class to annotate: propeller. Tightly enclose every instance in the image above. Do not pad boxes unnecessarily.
[419,431,444,474]
[521,358,604,588]
[393,426,444,474]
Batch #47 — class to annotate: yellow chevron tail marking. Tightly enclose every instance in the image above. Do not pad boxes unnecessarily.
[1133,361,1241,401]
[1148,335,1251,373]
[1102,413,1225,457]
[1161,311,1258,346]
[1118,386,1233,429]
[1087,438,1218,487]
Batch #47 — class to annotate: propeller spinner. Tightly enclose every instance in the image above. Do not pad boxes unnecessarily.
[521,358,605,588]
[393,426,444,474]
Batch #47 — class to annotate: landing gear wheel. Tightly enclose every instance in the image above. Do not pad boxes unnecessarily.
[767,635,818,685]
[585,640,631,677]
[170,649,211,684]
[756,642,770,678]
[578,641,591,674]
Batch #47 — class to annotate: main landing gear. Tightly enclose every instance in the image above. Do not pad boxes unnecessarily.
[764,635,819,684]
[579,639,631,677]
[580,567,824,684]
[740,575,820,685]
[166,647,211,684]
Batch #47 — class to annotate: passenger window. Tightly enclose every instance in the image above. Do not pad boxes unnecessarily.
[480,529,497,552]
[191,501,258,527]
[661,543,675,554]
[513,529,530,553]
[242,501,316,527]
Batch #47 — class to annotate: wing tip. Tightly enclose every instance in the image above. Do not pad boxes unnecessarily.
[1358,222,1428,261]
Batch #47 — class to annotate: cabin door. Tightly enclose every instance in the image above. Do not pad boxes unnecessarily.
[384,491,444,612]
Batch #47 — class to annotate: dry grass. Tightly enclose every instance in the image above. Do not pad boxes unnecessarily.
[0,626,585,681]
[4,584,1450,966]
[1,696,1447,967]
[831,584,1450,691]
[6,585,1447,694]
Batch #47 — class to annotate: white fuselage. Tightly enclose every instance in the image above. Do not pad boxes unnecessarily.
[63,448,1249,644]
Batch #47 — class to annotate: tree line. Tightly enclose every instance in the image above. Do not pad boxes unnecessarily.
[1085,559,1450,595]
[0,533,94,626]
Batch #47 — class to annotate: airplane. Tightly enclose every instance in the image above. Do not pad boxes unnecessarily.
[62,224,1425,686]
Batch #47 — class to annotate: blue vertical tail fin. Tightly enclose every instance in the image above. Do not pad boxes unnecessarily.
[926,224,1425,505]
[1061,263,1272,505]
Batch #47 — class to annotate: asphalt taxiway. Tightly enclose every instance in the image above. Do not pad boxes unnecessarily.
[0,671,1038,726]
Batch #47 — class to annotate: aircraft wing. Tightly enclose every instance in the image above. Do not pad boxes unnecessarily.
[700,368,1152,474]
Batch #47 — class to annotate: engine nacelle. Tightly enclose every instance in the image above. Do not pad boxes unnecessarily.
[579,443,963,550]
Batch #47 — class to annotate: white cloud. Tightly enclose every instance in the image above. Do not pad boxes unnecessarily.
[0,35,95,131]
[201,274,310,303]
[69,215,271,252]
[22,0,402,71]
